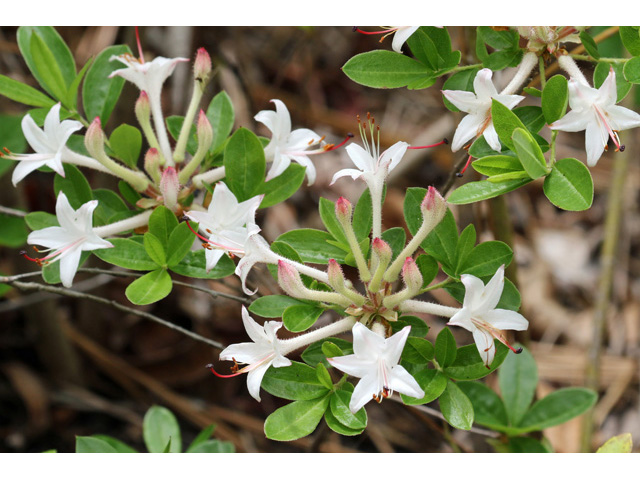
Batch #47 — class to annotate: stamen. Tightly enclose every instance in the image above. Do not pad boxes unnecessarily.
[183,217,245,253]
[3,147,10,154]
[407,139,449,150]
[354,27,398,36]
[323,133,354,152]
[19,250,44,266]
[456,155,473,177]
[135,26,145,63]
[183,217,212,244]
[206,363,243,379]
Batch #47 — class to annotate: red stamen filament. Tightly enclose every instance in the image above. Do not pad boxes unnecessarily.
[407,138,449,150]
[594,106,625,152]
[354,27,397,36]
[135,26,145,63]
[184,218,211,244]
[324,133,354,152]
[20,250,44,266]
[206,363,243,379]
[457,155,474,177]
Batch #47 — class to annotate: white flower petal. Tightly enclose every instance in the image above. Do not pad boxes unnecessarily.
[598,68,617,106]
[204,248,226,272]
[447,307,473,331]
[286,128,322,151]
[348,373,378,413]
[327,355,377,379]
[451,113,485,152]
[266,153,291,181]
[585,117,607,166]
[58,245,83,288]
[473,328,495,367]
[606,105,640,131]
[482,122,502,152]
[351,322,386,359]
[442,90,481,114]
[345,143,375,172]
[271,99,292,139]
[493,94,525,111]
[246,361,272,402]
[388,365,424,398]
[289,154,316,186]
[473,265,505,313]
[384,325,411,366]
[11,158,46,186]
[482,309,529,331]
[330,168,364,185]
[391,26,419,54]
[380,141,409,173]
[550,110,592,132]
[473,69,498,101]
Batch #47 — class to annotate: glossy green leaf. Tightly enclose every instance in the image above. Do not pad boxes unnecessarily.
[148,205,179,247]
[483,49,522,71]
[28,34,69,105]
[623,56,640,84]
[0,215,28,247]
[499,345,537,426]
[169,250,235,279]
[0,114,27,177]
[457,381,508,430]
[597,433,633,453]
[517,388,597,432]
[444,342,509,381]
[402,337,435,364]
[353,187,377,241]
[75,436,117,453]
[0,74,55,108]
[264,395,330,441]
[249,295,308,318]
[315,363,334,390]
[440,379,474,430]
[302,338,354,368]
[262,361,330,401]
[414,255,438,289]
[407,28,439,69]
[324,407,364,436]
[276,228,346,264]
[257,163,306,208]
[143,232,166,266]
[471,155,524,177]
[491,98,527,152]
[83,45,131,124]
[507,436,551,453]
[342,50,434,89]
[110,124,142,169]
[392,315,429,338]
[185,425,215,452]
[400,369,447,405]
[381,227,406,262]
[523,86,542,97]
[283,304,324,332]
[93,189,130,225]
[118,180,141,206]
[125,268,173,305]
[224,127,266,201]
[579,31,600,59]
[541,75,569,124]
[206,90,235,153]
[619,27,640,56]
[594,61,631,102]
[435,327,457,368]
[319,197,349,247]
[94,237,157,271]
[143,405,182,453]
[166,222,194,267]
[514,106,546,134]
[543,157,593,211]
[330,389,367,429]
[166,115,197,156]
[478,26,518,50]
[455,225,476,273]
[53,164,93,210]
[24,211,58,230]
[91,435,137,453]
[448,178,532,204]
[459,241,513,278]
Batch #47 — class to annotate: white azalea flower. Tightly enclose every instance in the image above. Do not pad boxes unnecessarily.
[327,323,423,413]
[331,140,409,188]
[549,67,640,166]
[213,306,291,402]
[442,68,524,152]
[184,182,262,272]
[255,99,327,185]
[447,265,528,367]
[26,192,113,288]
[4,103,82,185]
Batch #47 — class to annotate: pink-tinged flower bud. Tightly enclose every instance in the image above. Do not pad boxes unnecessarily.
[84,117,106,158]
[144,148,162,184]
[160,166,180,211]
[402,257,423,294]
[277,260,306,298]
[335,196,353,226]
[420,186,447,227]
[135,91,151,124]
[197,110,213,151]
[327,258,347,290]
[194,47,212,82]
[372,237,392,264]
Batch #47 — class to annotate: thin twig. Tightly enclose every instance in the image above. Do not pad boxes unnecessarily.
[2,279,225,350]
[0,205,26,217]
[441,154,471,196]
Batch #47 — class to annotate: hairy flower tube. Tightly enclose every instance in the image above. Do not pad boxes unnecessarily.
[550,61,640,166]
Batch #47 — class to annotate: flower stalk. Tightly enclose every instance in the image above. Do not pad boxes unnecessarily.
[178,110,213,183]
[335,197,371,282]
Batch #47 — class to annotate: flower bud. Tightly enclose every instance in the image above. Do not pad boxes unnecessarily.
[401,257,423,295]
[372,238,392,265]
[197,110,213,151]
[84,117,106,158]
[327,259,346,291]
[135,91,151,125]
[144,148,162,184]
[335,196,353,226]
[277,260,307,299]
[420,186,447,229]
[160,166,180,211]
[194,47,212,83]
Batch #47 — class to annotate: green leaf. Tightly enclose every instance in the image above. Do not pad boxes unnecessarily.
[17,27,76,99]
[75,436,117,453]
[455,224,476,273]
[166,116,198,156]
[118,180,141,206]
[435,327,457,368]
[415,255,438,289]
[257,163,306,208]
[66,58,92,111]
[83,45,131,124]
[442,67,480,112]
[517,388,597,432]
[224,127,266,201]
[579,31,600,59]
[25,211,58,230]
[262,361,330,401]
[457,381,508,430]
[324,407,365,436]
[276,229,346,264]
[478,26,518,50]
[110,124,142,169]
[400,369,447,405]
[444,342,508,381]
[321,341,345,358]
[91,435,137,453]
[264,395,330,441]
[188,439,235,453]
[330,389,367,429]
[458,241,513,278]
[169,250,235,279]
[499,345,537,426]
[439,380,474,430]
[402,337,435,364]
[249,295,308,318]
[143,405,182,453]
[597,433,633,453]
[507,436,552,453]
[302,338,354,368]
[623,56,640,84]
[380,227,406,262]
[143,232,167,266]
[206,90,235,153]
[342,50,434,89]
[407,28,439,70]
[0,214,28,247]
[619,27,640,56]
[541,74,569,124]
[319,197,349,246]
[353,187,374,241]
[94,237,157,271]
[148,206,179,247]
[125,268,173,305]
[523,86,542,97]
[93,189,130,225]
[543,157,593,211]
[448,178,532,204]
[471,155,524,177]
[0,114,27,177]
[315,363,334,390]
[391,315,429,338]
[29,33,70,105]
[185,424,215,452]
[0,74,55,108]
[282,304,324,332]
[166,222,195,267]
[54,164,93,210]
[594,62,631,102]
[491,99,527,152]
[483,49,522,71]
[514,106,546,134]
